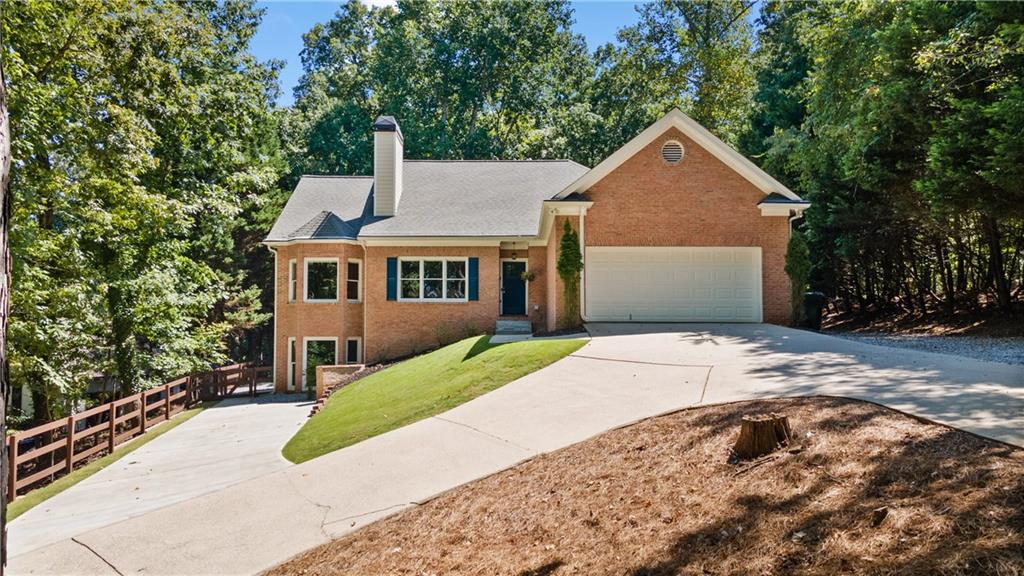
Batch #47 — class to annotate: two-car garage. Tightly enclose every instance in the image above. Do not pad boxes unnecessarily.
[584,247,763,323]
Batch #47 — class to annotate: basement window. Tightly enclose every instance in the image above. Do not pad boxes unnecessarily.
[304,258,339,302]
[345,338,362,364]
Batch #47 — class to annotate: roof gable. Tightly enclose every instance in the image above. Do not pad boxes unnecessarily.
[288,210,358,240]
[554,109,802,201]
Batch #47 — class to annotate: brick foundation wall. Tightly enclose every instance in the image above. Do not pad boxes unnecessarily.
[315,363,364,400]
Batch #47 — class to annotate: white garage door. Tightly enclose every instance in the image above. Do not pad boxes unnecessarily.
[585,247,762,322]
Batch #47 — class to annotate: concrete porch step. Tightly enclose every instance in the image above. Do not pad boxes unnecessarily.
[495,319,532,335]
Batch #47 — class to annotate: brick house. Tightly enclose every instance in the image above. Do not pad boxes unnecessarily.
[264,109,809,393]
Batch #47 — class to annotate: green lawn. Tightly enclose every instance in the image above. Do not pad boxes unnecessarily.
[282,335,585,463]
[6,404,206,522]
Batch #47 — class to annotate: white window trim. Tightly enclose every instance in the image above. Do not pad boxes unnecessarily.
[303,257,340,303]
[345,337,363,364]
[346,258,363,303]
[397,257,470,303]
[287,337,297,392]
[287,259,297,303]
[499,258,529,316]
[302,337,338,393]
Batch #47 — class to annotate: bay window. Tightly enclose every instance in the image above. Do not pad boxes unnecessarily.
[304,258,339,302]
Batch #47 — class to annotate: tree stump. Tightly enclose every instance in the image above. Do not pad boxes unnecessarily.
[732,413,793,460]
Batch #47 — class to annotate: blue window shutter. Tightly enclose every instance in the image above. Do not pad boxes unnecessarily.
[386,257,397,301]
[468,258,479,301]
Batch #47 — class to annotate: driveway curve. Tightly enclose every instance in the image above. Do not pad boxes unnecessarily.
[9,324,1022,575]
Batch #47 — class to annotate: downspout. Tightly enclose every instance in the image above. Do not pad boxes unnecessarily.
[360,239,368,364]
[578,207,587,323]
[266,244,278,392]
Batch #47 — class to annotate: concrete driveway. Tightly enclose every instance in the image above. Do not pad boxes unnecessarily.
[583,323,1024,444]
[8,392,310,558]
[9,324,1022,575]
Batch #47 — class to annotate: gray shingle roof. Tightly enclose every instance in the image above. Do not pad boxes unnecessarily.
[265,176,371,242]
[265,160,589,242]
[288,210,359,240]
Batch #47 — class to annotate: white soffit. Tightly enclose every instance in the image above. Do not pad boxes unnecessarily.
[554,108,803,202]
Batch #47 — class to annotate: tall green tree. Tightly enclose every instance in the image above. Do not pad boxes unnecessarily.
[630,0,758,146]
[286,0,591,176]
[3,0,280,417]
[746,0,1023,317]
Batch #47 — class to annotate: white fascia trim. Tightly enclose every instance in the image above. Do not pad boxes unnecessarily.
[759,203,810,217]
[553,108,803,202]
[361,237,507,247]
[536,200,593,245]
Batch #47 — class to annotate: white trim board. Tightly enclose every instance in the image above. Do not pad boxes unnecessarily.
[554,108,803,202]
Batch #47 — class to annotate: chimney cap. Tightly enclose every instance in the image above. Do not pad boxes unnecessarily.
[372,115,401,136]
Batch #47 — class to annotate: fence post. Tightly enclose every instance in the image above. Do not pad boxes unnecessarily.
[8,434,17,503]
[140,392,147,434]
[65,415,76,474]
[165,383,171,420]
[108,402,116,453]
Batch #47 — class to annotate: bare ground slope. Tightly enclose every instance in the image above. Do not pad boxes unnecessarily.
[269,397,1023,576]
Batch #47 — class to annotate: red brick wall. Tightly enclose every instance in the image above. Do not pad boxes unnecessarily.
[582,127,792,324]
[362,246,500,362]
[273,243,364,392]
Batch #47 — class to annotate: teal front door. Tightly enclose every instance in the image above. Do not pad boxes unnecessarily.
[501,261,527,316]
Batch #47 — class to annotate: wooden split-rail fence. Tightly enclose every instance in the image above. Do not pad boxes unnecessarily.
[6,363,272,502]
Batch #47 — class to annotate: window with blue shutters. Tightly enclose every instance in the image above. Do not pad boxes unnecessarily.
[395,258,469,301]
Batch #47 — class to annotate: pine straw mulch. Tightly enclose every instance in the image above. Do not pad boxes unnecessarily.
[822,304,1023,337]
[268,397,1024,576]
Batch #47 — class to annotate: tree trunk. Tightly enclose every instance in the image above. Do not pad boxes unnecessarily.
[1,38,12,572]
[732,413,793,460]
[981,216,1011,310]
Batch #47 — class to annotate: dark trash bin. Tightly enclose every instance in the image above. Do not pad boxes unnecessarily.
[803,291,827,330]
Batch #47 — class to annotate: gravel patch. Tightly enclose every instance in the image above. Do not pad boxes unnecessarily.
[827,332,1024,365]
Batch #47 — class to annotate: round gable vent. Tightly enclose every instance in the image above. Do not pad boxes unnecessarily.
[661,140,685,165]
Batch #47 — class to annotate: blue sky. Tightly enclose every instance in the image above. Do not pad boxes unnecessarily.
[251,1,647,107]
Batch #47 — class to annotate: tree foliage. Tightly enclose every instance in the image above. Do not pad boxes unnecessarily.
[785,230,811,324]
[556,220,583,328]
[745,0,1024,318]
[2,0,281,419]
